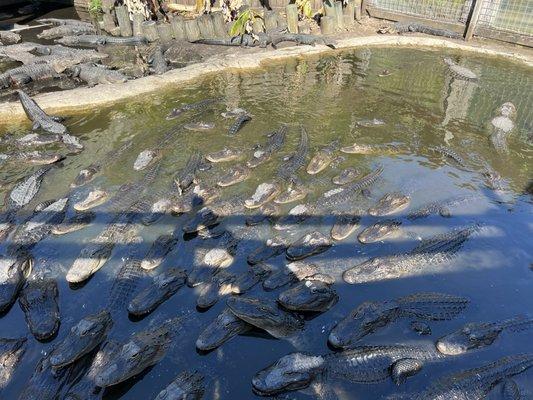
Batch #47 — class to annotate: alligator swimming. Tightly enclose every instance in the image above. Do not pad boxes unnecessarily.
[407,194,477,220]
[443,57,478,81]
[196,270,236,309]
[185,121,216,131]
[37,24,97,39]
[244,182,281,209]
[247,236,289,265]
[154,370,205,400]
[196,308,253,351]
[343,225,478,284]
[13,133,62,147]
[358,219,402,243]
[140,233,179,270]
[307,140,339,175]
[0,337,26,389]
[217,164,251,187]
[228,113,251,135]
[341,143,403,154]
[49,310,113,368]
[51,211,96,235]
[263,261,333,291]
[330,210,362,241]
[0,253,33,312]
[94,320,175,387]
[17,90,72,137]
[278,278,338,312]
[0,151,64,165]
[274,176,308,204]
[246,202,281,226]
[56,34,148,46]
[277,126,309,182]
[430,145,468,168]
[408,354,533,400]
[231,263,273,294]
[128,267,186,316]
[489,102,516,154]
[68,63,128,86]
[183,197,243,233]
[174,152,202,194]
[252,343,446,396]
[5,166,51,210]
[74,189,108,211]
[247,124,287,168]
[436,315,533,355]
[328,292,469,348]
[332,167,360,185]
[166,98,220,119]
[286,231,332,261]
[206,147,242,162]
[368,192,410,216]
[0,63,59,89]
[169,183,220,214]
[18,277,60,341]
[227,296,304,338]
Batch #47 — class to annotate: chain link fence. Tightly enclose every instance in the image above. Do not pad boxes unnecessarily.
[368,0,472,23]
[476,0,533,36]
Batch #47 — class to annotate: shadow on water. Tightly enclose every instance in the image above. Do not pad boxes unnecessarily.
[0,47,532,399]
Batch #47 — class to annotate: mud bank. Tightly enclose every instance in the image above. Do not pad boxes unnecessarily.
[1,34,532,122]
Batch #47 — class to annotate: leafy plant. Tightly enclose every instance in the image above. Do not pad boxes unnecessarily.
[88,0,103,14]
[294,0,313,19]
[229,9,264,36]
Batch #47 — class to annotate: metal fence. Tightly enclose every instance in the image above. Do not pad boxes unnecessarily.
[476,0,533,36]
[368,0,473,23]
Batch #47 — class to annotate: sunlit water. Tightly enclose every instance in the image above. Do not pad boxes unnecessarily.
[0,48,532,399]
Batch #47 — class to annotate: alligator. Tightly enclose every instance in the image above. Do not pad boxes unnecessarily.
[331,210,362,241]
[358,219,402,243]
[128,267,186,316]
[0,62,59,89]
[0,337,26,389]
[0,31,21,45]
[185,121,215,130]
[166,98,220,119]
[169,184,220,214]
[196,308,253,351]
[51,211,95,235]
[227,296,304,338]
[154,370,205,400]
[37,24,97,39]
[393,22,463,39]
[286,231,332,261]
[71,140,133,188]
[17,90,69,135]
[68,63,128,86]
[0,151,64,165]
[174,152,202,194]
[217,164,251,187]
[409,354,533,400]
[183,197,243,233]
[430,145,468,168]
[343,225,478,284]
[56,34,148,46]
[94,320,175,387]
[149,45,168,75]
[37,18,95,26]
[407,194,477,220]
[228,113,251,135]
[274,176,308,204]
[263,261,333,291]
[0,254,33,313]
[333,167,360,185]
[368,192,410,216]
[244,182,281,209]
[436,315,533,355]
[13,133,62,147]
[49,310,113,368]
[6,166,50,210]
[193,32,336,49]
[443,57,478,81]
[247,236,289,265]
[231,263,273,294]
[247,124,287,168]
[278,278,338,312]
[490,102,516,154]
[307,140,339,175]
[196,270,236,309]
[502,379,522,400]
[252,343,447,396]
[18,277,60,341]
[340,143,403,154]
[206,147,242,163]
[277,126,309,182]
[245,202,281,226]
[73,189,108,211]
[328,292,469,349]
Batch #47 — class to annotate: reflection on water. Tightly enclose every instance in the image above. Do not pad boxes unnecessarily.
[0,48,532,399]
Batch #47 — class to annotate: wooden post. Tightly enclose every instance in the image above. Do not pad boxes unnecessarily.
[211,12,227,37]
[320,15,335,34]
[324,0,337,29]
[142,20,159,42]
[157,22,173,42]
[465,0,483,41]
[264,10,278,31]
[354,0,361,20]
[184,19,201,41]
[361,0,368,16]
[102,12,118,35]
[252,9,265,33]
[170,15,187,40]
[101,0,114,14]
[343,0,355,23]
[286,4,298,33]
[197,14,216,38]
[115,5,133,37]
[277,12,288,30]
[334,1,344,29]
[131,13,144,36]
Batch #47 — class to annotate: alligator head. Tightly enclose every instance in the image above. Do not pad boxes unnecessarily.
[49,310,113,368]
[358,220,401,243]
[368,192,410,216]
[66,242,113,283]
[436,322,500,355]
[328,300,400,348]
[278,280,338,313]
[252,353,325,395]
[0,254,33,312]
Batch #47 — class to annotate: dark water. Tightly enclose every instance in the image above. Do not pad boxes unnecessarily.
[0,47,532,399]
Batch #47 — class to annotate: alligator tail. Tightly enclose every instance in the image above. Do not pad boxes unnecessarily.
[501,315,533,333]
[397,292,469,320]
[193,38,235,46]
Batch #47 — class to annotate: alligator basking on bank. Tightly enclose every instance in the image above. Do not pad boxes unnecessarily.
[252,343,447,396]
[392,22,464,39]
[0,62,59,89]
[37,24,97,40]
[68,63,128,86]
[343,225,478,284]
[328,292,469,348]
[193,32,336,49]
[56,34,148,46]
[436,315,533,355]
[0,337,26,388]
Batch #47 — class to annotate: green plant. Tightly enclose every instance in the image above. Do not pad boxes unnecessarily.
[88,0,103,14]
[229,9,264,36]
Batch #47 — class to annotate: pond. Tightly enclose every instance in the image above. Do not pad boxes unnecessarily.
[0,47,532,399]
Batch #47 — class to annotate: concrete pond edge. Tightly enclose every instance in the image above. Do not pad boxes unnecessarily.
[1,35,532,122]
